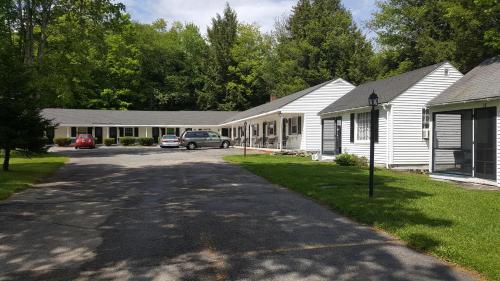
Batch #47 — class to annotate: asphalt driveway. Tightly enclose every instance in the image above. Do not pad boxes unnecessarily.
[0,147,477,281]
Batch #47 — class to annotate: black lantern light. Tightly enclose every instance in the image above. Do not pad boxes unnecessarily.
[368,90,379,108]
[368,90,378,198]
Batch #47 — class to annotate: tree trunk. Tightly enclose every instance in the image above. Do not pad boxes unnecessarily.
[3,148,11,172]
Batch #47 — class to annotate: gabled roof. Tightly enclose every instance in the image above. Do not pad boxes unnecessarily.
[42,108,238,126]
[320,62,447,114]
[222,79,340,123]
[428,57,500,106]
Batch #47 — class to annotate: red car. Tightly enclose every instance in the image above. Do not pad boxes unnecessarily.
[75,134,96,149]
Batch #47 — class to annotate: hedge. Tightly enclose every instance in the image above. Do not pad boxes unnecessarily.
[120,137,136,146]
[334,153,368,167]
[53,137,72,147]
[137,137,154,146]
[104,138,115,146]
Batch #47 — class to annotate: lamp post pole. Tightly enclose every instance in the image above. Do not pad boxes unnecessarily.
[368,90,378,198]
[244,121,247,157]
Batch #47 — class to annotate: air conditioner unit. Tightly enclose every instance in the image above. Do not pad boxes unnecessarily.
[422,129,430,139]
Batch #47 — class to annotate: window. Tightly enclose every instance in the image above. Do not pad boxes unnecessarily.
[356,112,371,141]
[251,124,259,136]
[297,116,302,134]
[167,128,175,135]
[124,127,134,137]
[268,121,275,135]
[350,113,355,143]
[422,108,430,130]
[208,132,219,138]
[355,111,379,142]
[291,117,298,134]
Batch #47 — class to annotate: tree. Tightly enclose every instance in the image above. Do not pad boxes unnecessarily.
[220,24,274,110]
[370,0,500,75]
[199,3,239,110]
[0,26,49,171]
[271,0,376,97]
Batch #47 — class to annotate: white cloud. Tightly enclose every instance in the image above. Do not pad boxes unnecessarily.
[118,0,375,34]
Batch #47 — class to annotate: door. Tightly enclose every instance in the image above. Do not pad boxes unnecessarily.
[94,127,103,144]
[207,131,220,147]
[199,131,210,147]
[334,117,342,154]
[109,127,117,144]
[474,107,496,180]
[152,127,160,143]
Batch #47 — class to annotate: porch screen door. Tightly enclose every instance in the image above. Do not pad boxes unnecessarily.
[474,107,496,180]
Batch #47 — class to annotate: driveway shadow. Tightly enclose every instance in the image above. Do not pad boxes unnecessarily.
[0,153,473,280]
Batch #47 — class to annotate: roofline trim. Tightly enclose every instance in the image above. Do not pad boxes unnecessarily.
[54,124,224,127]
[319,103,390,117]
[428,96,500,107]
[220,109,282,126]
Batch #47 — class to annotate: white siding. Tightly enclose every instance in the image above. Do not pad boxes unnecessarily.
[391,63,463,165]
[496,105,500,185]
[339,108,388,164]
[282,79,355,151]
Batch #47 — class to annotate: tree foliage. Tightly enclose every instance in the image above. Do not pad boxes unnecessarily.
[370,0,500,76]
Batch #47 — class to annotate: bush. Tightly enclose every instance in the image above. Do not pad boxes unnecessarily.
[53,137,72,147]
[104,138,115,146]
[120,137,136,146]
[334,153,368,167]
[137,137,154,146]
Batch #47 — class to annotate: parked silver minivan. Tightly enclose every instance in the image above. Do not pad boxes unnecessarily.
[180,131,231,150]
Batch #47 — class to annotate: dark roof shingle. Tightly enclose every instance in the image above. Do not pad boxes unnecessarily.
[428,57,500,106]
[42,109,238,126]
[320,62,447,114]
[223,79,337,123]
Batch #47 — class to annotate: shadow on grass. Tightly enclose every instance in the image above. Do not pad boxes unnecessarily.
[0,155,467,280]
[230,158,454,253]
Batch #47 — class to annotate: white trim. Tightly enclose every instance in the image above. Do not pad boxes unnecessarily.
[56,124,222,127]
[220,110,281,126]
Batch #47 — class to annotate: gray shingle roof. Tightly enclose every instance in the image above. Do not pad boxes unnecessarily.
[320,62,447,114]
[428,57,500,106]
[42,108,238,126]
[222,79,338,123]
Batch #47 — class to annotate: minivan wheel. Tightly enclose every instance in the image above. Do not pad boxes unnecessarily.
[221,141,230,149]
[187,142,197,150]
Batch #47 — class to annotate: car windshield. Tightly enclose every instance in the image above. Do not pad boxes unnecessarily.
[162,135,177,140]
[78,134,91,139]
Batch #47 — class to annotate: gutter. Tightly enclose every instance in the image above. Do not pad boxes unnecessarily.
[219,109,282,126]
[319,103,388,118]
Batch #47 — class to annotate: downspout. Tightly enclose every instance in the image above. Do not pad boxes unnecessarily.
[383,104,391,169]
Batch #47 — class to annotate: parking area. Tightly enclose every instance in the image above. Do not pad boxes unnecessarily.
[0,147,475,281]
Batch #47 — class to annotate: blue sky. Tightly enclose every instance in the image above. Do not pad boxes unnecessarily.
[119,0,377,36]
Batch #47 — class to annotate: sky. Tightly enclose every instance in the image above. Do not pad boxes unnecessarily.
[118,0,377,37]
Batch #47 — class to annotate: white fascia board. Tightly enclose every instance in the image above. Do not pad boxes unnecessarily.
[56,124,223,127]
[318,103,389,118]
[219,109,282,126]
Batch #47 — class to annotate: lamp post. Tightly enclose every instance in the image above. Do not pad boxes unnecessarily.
[243,121,247,157]
[368,90,379,198]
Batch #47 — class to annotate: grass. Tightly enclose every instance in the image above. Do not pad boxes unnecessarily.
[0,153,68,200]
[225,154,500,281]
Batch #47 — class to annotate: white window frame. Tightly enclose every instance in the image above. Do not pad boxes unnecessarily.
[124,127,134,137]
[422,108,430,138]
[355,112,371,143]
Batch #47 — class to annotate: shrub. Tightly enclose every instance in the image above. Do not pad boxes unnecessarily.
[137,137,154,146]
[53,137,72,147]
[334,153,368,167]
[120,137,136,146]
[104,138,115,146]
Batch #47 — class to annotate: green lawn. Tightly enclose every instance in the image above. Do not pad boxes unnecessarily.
[225,154,500,281]
[0,154,68,200]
